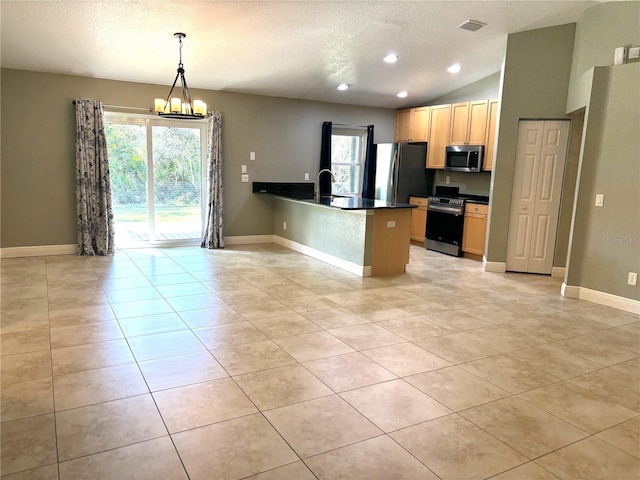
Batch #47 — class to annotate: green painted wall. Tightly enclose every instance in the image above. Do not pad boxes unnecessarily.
[485,24,576,264]
[567,2,640,113]
[555,112,584,268]
[0,69,395,248]
[563,1,640,300]
[271,197,371,265]
[426,72,501,106]
[566,65,640,299]
[570,2,640,85]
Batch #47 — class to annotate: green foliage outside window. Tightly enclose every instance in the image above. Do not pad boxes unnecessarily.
[105,123,201,206]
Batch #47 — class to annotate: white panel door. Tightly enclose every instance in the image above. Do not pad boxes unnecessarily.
[506,120,569,274]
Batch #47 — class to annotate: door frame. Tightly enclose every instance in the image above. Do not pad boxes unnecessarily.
[104,111,208,247]
[505,118,570,274]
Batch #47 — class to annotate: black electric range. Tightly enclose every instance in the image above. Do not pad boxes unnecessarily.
[425,186,489,256]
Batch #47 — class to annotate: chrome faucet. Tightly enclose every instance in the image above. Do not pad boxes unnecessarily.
[316,169,336,200]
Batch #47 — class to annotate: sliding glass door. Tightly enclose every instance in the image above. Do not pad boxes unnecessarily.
[151,125,203,241]
[105,113,207,247]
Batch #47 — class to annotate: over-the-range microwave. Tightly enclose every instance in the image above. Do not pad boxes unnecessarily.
[444,145,484,173]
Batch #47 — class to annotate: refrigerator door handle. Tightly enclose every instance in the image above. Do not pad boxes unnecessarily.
[392,147,401,203]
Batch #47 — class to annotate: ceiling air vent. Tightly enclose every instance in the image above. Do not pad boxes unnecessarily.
[457,20,487,32]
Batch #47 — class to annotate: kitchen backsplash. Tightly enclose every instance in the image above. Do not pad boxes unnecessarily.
[433,170,491,196]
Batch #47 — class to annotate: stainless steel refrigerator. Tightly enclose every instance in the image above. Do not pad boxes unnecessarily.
[374,143,431,204]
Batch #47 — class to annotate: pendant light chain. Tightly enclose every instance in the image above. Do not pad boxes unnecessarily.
[154,33,207,119]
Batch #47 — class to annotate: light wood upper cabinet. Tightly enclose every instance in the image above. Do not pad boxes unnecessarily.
[462,202,489,256]
[395,107,429,142]
[449,100,488,146]
[395,109,412,142]
[449,102,470,145]
[396,98,496,170]
[483,99,499,171]
[426,104,451,169]
[410,107,429,141]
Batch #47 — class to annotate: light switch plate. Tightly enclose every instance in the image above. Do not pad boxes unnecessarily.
[241,165,247,174]
[250,151,256,161]
[241,174,249,183]
[595,194,604,207]
[304,173,309,181]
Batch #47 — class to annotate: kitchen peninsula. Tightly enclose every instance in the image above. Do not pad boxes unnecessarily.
[254,183,416,277]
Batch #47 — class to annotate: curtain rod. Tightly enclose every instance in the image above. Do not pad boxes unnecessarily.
[332,123,370,129]
[72,100,151,112]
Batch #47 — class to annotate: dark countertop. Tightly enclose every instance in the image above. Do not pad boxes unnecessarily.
[258,192,416,210]
[409,192,490,204]
[464,197,490,205]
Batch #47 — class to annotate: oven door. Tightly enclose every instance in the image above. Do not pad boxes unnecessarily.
[425,207,465,256]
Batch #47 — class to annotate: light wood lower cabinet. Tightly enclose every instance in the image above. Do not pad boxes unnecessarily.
[462,203,489,256]
[371,209,412,276]
[409,196,428,242]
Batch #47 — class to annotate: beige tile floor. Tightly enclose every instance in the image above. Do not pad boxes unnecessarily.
[1,243,639,480]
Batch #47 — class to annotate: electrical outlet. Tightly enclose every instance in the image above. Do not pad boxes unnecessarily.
[250,151,256,161]
[628,272,638,286]
[595,194,604,207]
[387,220,396,228]
[445,176,451,185]
[241,165,247,174]
[304,173,309,181]
[283,222,287,231]
[241,174,249,183]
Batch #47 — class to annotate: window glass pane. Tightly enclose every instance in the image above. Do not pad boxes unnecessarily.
[330,128,366,196]
[105,123,149,243]
[333,165,360,194]
[152,126,202,240]
[331,135,360,164]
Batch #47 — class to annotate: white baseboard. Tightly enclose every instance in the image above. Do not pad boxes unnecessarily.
[0,244,77,258]
[223,235,275,245]
[274,235,370,277]
[561,283,581,298]
[552,267,566,278]
[483,257,506,273]
[562,283,640,315]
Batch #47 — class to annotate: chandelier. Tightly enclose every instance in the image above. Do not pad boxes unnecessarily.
[154,33,207,119]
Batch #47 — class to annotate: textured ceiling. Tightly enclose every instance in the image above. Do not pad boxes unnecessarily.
[0,1,597,108]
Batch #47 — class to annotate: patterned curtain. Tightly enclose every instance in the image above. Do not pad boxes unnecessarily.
[75,99,114,256]
[201,111,225,249]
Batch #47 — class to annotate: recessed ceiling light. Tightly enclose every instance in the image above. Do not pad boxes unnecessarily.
[397,91,408,98]
[447,64,461,74]
[337,83,349,91]
[384,54,398,63]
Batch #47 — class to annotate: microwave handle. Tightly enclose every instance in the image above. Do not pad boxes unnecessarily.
[466,151,471,168]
